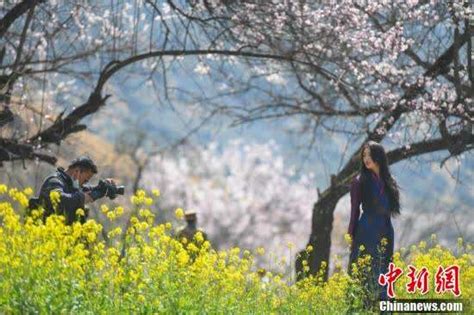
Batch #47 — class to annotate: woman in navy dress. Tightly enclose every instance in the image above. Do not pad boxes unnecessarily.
[348,141,401,301]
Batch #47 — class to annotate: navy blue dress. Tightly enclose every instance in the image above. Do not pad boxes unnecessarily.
[348,171,394,300]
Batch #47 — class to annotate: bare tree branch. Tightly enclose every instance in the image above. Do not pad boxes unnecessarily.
[0,0,44,38]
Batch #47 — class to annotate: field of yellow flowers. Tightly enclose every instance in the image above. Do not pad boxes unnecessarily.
[0,184,472,313]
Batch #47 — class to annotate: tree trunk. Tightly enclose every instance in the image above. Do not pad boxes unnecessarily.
[306,184,349,280]
[133,164,144,194]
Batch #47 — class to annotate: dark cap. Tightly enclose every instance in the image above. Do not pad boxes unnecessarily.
[184,210,197,221]
[69,156,98,173]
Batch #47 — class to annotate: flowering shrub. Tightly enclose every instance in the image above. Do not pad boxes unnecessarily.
[0,184,471,313]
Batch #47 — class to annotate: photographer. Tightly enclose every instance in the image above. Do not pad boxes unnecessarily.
[30,156,123,225]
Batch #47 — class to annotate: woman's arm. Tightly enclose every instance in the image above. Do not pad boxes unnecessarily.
[348,175,362,238]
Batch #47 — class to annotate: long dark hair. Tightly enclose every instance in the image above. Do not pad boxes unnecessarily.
[359,141,401,216]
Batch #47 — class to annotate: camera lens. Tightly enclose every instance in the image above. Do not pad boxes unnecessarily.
[116,186,125,195]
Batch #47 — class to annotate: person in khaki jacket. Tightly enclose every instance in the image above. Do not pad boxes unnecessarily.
[176,210,208,244]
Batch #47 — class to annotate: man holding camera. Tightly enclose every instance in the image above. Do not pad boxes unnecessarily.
[30,156,123,225]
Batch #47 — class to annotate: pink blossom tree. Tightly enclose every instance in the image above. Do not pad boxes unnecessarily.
[2,1,472,279]
[199,0,472,278]
[0,1,297,164]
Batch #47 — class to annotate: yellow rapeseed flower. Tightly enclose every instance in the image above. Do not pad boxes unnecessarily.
[202,241,211,250]
[0,184,7,194]
[106,211,116,221]
[344,233,352,246]
[107,227,122,238]
[23,187,33,196]
[230,247,240,256]
[187,243,199,252]
[194,231,204,243]
[177,251,189,266]
[87,232,97,243]
[139,208,153,219]
[136,189,146,198]
[49,190,61,210]
[418,240,426,250]
[130,216,139,226]
[115,206,124,216]
[175,208,184,219]
[101,205,109,214]
[138,222,149,231]
[0,182,472,313]
[144,197,153,206]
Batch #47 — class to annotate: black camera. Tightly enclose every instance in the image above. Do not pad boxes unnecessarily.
[98,179,125,200]
[115,185,125,195]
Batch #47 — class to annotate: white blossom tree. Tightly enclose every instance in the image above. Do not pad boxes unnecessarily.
[143,139,317,266]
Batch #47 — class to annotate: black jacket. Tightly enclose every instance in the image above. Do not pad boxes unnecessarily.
[35,167,88,225]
